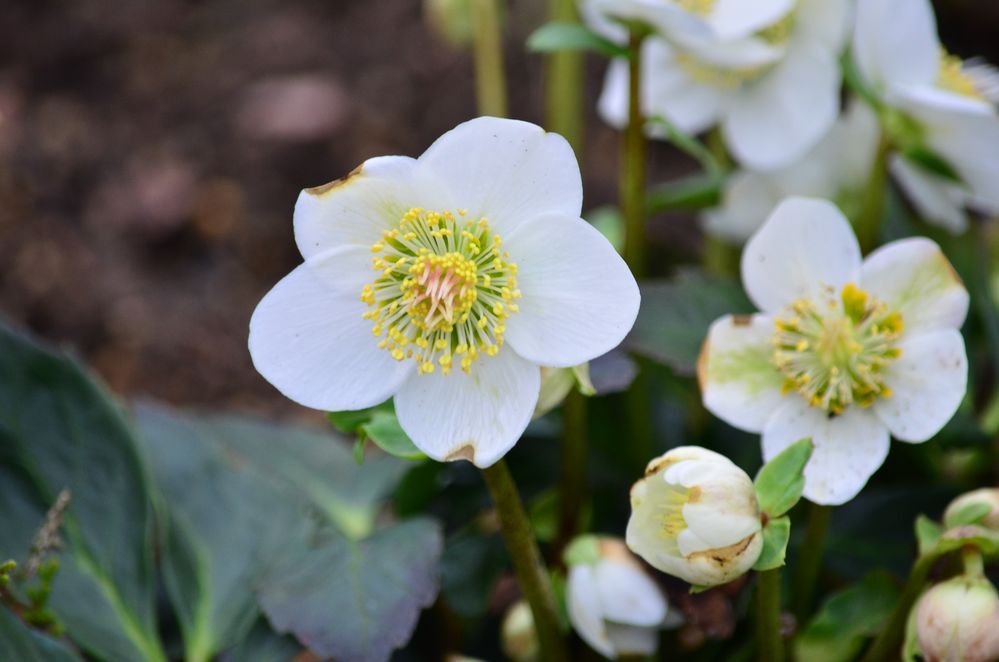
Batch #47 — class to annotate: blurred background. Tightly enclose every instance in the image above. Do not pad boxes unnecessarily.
[0,0,996,418]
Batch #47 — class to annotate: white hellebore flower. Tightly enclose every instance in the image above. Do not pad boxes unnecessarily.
[699,197,969,505]
[626,446,763,587]
[854,0,999,233]
[566,537,669,659]
[590,0,850,170]
[915,575,999,662]
[704,101,879,243]
[249,117,639,467]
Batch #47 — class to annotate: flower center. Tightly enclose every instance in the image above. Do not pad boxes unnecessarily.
[674,0,714,16]
[656,482,698,553]
[673,13,794,88]
[361,208,520,376]
[937,50,986,101]
[771,284,904,414]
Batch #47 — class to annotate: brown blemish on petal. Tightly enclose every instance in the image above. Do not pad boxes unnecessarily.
[305,163,364,196]
[732,315,753,326]
[686,486,703,503]
[445,444,477,464]
[689,533,755,566]
[696,336,711,392]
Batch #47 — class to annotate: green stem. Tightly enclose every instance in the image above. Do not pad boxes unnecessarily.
[621,30,647,275]
[704,236,740,276]
[963,546,985,577]
[973,219,999,382]
[791,503,832,620]
[473,0,508,117]
[481,460,568,662]
[556,390,588,555]
[545,0,584,153]
[756,569,784,662]
[860,553,937,662]
[856,136,890,254]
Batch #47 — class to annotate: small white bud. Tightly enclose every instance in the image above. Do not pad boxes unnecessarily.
[944,488,999,531]
[501,600,539,662]
[565,537,668,660]
[533,367,576,419]
[626,446,763,587]
[915,575,999,662]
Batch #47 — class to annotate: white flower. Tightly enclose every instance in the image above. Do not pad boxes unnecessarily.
[854,0,999,232]
[501,600,540,662]
[590,0,851,170]
[626,446,763,586]
[915,575,999,662]
[248,117,640,467]
[566,537,669,659]
[699,197,969,505]
[704,100,879,243]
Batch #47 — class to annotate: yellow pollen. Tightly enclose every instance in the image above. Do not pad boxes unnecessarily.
[937,50,985,100]
[361,207,519,376]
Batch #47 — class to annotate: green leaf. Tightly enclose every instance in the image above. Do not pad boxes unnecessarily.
[258,519,443,662]
[753,516,790,572]
[914,515,943,557]
[646,173,724,214]
[0,322,165,662]
[328,409,377,434]
[795,571,901,662]
[944,501,991,527]
[526,21,629,58]
[646,116,724,175]
[0,606,82,662]
[220,620,302,662]
[626,269,753,376]
[754,438,814,518]
[441,527,507,618]
[360,411,425,460]
[901,146,961,183]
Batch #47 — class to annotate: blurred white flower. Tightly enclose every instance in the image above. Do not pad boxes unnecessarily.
[854,0,999,232]
[589,0,851,170]
[501,600,540,662]
[915,575,999,662]
[626,446,763,586]
[699,197,969,505]
[565,537,669,659]
[704,101,879,243]
[249,117,639,468]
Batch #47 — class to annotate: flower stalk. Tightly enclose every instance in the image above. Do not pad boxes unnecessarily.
[621,29,647,276]
[545,0,584,154]
[756,568,784,662]
[557,390,588,554]
[791,503,832,620]
[860,551,937,662]
[473,0,508,118]
[482,460,568,662]
[856,135,890,253]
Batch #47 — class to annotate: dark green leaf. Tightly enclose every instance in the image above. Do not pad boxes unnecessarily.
[526,21,629,58]
[360,411,425,460]
[0,323,165,662]
[328,409,378,434]
[901,147,961,183]
[259,519,443,662]
[753,516,790,572]
[754,438,813,518]
[0,606,82,662]
[795,571,901,662]
[626,270,753,376]
[218,620,301,662]
[441,528,507,618]
[646,173,724,213]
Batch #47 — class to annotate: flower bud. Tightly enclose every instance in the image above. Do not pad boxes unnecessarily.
[944,488,999,531]
[501,600,539,662]
[534,367,576,419]
[565,536,668,659]
[626,446,763,587]
[915,575,999,662]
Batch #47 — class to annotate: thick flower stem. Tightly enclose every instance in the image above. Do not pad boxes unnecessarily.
[481,460,568,662]
[545,0,584,154]
[860,552,937,662]
[756,569,784,662]
[473,0,508,118]
[556,390,588,554]
[856,136,890,254]
[791,503,832,620]
[621,30,647,275]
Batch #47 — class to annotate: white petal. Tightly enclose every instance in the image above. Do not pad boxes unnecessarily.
[698,314,784,433]
[703,171,783,243]
[593,0,712,40]
[852,0,939,91]
[709,0,795,40]
[594,560,666,627]
[604,623,659,657]
[503,214,640,368]
[873,330,968,443]
[762,401,890,505]
[303,244,379,296]
[722,41,840,170]
[825,100,882,191]
[567,566,615,659]
[294,156,452,259]
[417,117,582,236]
[643,38,728,135]
[597,58,630,131]
[248,264,413,411]
[861,237,969,335]
[579,0,628,42]
[794,0,851,52]
[741,197,862,313]
[393,349,540,467]
[889,156,970,233]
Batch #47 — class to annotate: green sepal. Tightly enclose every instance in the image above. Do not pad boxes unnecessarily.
[563,535,600,568]
[754,438,813,518]
[753,516,791,572]
[914,515,942,557]
[526,21,629,59]
[943,501,991,528]
[328,403,425,462]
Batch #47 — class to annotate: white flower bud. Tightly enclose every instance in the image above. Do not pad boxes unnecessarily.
[566,537,668,660]
[944,488,999,531]
[501,600,539,662]
[626,446,763,587]
[915,575,999,662]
